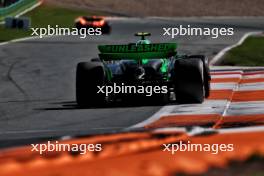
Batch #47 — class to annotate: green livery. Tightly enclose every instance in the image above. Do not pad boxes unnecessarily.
[98,43,177,53]
[98,43,177,60]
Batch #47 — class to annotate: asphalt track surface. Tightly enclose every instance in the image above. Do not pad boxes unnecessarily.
[1,17,264,143]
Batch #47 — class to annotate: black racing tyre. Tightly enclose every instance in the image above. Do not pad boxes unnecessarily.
[76,61,106,107]
[173,58,205,103]
[147,90,170,105]
[188,55,211,98]
[101,24,111,34]
[75,22,82,30]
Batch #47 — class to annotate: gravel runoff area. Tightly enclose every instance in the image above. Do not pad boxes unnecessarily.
[45,0,264,17]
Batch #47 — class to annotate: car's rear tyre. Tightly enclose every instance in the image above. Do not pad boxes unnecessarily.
[76,61,106,107]
[101,24,111,34]
[173,58,205,103]
[151,92,170,105]
[188,55,211,98]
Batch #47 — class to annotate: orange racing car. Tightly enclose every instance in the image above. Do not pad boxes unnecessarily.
[75,16,111,34]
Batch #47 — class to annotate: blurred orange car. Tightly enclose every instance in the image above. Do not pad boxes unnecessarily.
[75,16,111,34]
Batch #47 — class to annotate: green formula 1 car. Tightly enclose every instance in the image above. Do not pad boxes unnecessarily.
[76,32,211,107]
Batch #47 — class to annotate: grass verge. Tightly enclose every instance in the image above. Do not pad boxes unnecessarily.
[221,36,264,66]
[0,4,105,42]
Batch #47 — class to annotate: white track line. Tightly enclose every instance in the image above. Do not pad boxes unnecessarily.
[0,1,43,25]
[0,1,45,45]
[129,100,228,129]
[0,35,55,46]
[211,83,237,90]
[0,126,125,135]
[148,16,264,20]
[153,125,264,135]
[226,101,264,115]
[15,1,43,18]
[218,126,264,134]
[130,105,176,128]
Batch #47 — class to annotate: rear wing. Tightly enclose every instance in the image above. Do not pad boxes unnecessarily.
[98,43,177,61]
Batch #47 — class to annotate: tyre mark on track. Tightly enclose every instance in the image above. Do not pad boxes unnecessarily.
[6,60,29,99]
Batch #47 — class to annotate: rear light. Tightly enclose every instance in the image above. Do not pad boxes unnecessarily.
[79,18,87,25]
[75,17,87,25]
[92,20,105,27]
